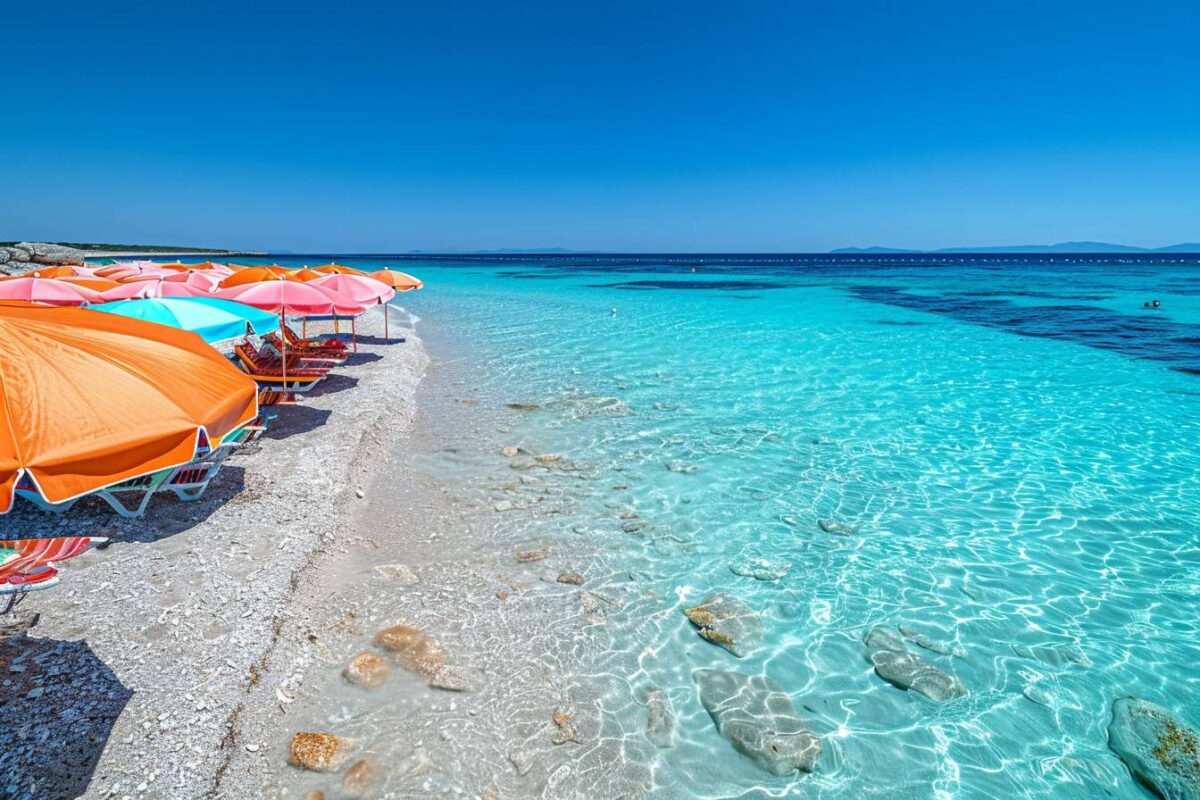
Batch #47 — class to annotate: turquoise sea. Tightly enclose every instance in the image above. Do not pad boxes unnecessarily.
[267,254,1199,798]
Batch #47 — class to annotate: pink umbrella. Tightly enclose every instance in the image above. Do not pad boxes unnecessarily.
[100,280,209,300]
[160,270,224,292]
[0,277,102,306]
[216,279,366,380]
[310,273,397,340]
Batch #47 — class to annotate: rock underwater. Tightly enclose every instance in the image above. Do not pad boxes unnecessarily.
[684,594,763,657]
[694,669,821,775]
[864,626,967,701]
[1108,697,1200,800]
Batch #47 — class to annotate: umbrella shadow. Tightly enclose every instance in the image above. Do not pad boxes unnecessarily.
[263,405,332,438]
[0,467,248,544]
[340,351,383,366]
[308,374,359,397]
[0,631,132,799]
[352,334,407,346]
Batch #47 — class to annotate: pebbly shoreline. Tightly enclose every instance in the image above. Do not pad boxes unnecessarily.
[0,307,428,800]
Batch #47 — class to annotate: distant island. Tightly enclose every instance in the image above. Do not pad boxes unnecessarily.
[832,241,1200,254]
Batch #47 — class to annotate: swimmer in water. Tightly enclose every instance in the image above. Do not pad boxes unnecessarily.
[1153,299,1162,308]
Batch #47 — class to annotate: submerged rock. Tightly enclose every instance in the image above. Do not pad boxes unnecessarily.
[666,461,698,473]
[289,732,353,772]
[864,626,966,701]
[373,563,420,584]
[556,571,586,586]
[645,689,676,748]
[869,649,967,701]
[694,669,820,775]
[1013,643,1092,668]
[516,547,549,563]
[899,624,967,658]
[1108,697,1200,800]
[506,402,540,411]
[499,446,520,457]
[864,625,908,653]
[684,594,763,657]
[551,705,582,744]
[373,624,468,690]
[818,518,855,536]
[342,759,378,798]
[730,557,791,581]
[344,652,390,690]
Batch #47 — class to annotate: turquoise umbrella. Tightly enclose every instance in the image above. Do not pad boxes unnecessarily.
[90,297,280,344]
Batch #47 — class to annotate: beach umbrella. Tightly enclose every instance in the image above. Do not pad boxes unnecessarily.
[0,302,258,512]
[219,267,293,289]
[0,277,103,306]
[100,280,209,301]
[91,297,281,344]
[15,266,93,280]
[1,537,106,595]
[369,269,424,291]
[311,273,396,343]
[216,280,365,380]
[285,268,326,282]
[313,263,369,277]
[155,270,224,292]
[94,261,157,278]
[58,277,121,293]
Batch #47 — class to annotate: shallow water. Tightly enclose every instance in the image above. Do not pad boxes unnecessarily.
[266,255,1200,798]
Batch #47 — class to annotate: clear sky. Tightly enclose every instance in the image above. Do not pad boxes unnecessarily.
[5,1,1200,253]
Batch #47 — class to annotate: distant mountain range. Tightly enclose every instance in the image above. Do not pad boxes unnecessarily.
[832,241,1200,254]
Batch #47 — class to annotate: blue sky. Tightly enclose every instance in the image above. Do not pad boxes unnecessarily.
[4,1,1200,252]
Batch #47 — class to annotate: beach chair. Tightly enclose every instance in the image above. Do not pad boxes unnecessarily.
[264,325,348,363]
[232,342,328,394]
[13,426,250,517]
[0,537,104,596]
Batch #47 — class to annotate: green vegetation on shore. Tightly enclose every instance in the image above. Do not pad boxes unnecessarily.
[0,242,232,254]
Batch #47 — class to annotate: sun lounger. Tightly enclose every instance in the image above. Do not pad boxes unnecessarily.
[264,327,348,363]
[0,537,104,595]
[233,342,328,393]
[13,426,253,517]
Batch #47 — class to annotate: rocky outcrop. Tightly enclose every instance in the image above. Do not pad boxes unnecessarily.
[0,242,92,273]
[694,669,821,775]
[864,626,967,701]
[1108,697,1200,800]
[684,594,763,657]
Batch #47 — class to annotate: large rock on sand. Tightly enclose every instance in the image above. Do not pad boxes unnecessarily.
[694,669,820,775]
[1108,697,1200,800]
[374,624,471,692]
[344,652,389,690]
[684,594,762,657]
[289,732,353,772]
[864,626,966,701]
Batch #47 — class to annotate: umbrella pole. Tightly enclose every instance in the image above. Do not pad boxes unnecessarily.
[280,310,287,385]
[352,317,358,352]
[384,301,389,342]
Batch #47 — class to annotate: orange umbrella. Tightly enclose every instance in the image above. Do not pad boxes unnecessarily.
[219,268,290,289]
[0,302,258,511]
[313,263,368,277]
[14,266,86,280]
[369,269,424,291]
[285,268,326,282]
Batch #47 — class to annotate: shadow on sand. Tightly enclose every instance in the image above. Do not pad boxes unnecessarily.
[264,405,333,438]
[0,467,248,545]
[0,630,132,800]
